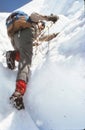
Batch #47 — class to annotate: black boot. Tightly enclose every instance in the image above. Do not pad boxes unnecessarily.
[6,51,16,70]
[10,91,25,110]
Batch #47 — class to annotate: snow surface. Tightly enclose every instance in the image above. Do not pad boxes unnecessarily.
[0,0,85,130]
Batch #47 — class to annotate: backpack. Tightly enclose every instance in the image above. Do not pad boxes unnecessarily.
[6,11,32,37]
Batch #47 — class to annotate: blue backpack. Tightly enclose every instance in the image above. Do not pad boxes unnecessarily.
[6,11,32,37]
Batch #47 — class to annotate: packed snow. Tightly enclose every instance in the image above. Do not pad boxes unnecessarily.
[0,0,85,130]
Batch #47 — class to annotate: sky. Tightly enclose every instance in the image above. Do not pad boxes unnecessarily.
[0,0,85,130]
[0,0,31,12]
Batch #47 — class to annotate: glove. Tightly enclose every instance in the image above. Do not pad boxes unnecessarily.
[47,14,59,23]
[53,32,60,37]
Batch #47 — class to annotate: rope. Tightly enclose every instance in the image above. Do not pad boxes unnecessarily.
[45,24,50,55]
[33,21,54,56]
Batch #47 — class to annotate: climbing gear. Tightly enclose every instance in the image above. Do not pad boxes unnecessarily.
[10,91,25,110]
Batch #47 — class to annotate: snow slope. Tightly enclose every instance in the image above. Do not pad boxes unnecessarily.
[0,0,85,130]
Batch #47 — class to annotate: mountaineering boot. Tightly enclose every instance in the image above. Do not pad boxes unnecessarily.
[10,91,25,110]
[6,51,16,70]
[6,50,20,70]
[10,80,26,110]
